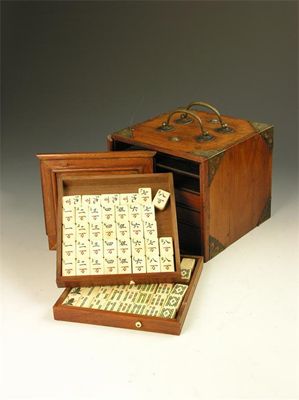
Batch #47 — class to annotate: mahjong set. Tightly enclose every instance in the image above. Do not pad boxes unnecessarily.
[38,151,204,335]
[62,189,174,277]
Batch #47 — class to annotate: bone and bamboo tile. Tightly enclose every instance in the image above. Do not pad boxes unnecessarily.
[63,263,194,319]
[104,256,118,274]
[90,257,104,275]
[61,190,175,276]
[117,256,132,274]
[132,256,147,273]
[115,205,129,223]
[146,255,161,273]
[117,238,131,257]
[128,204,142,221]
[138,188,152,205]
[160,255,175,272]
[159,237,174,256]
[153,189,170,211]
[62,259,76,276]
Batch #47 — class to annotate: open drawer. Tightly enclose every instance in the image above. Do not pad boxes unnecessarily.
[53,256,203,335]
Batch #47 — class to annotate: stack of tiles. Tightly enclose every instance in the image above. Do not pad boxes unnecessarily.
[63,281,189,319]
[61,187,174,276]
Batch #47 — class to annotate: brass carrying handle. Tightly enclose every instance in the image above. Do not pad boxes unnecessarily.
[187,101,226,127]
[178,101,233,133]
[157,108,214,142]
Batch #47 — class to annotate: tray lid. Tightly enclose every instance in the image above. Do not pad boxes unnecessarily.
[37,150,156,250]
[110,108,273,162]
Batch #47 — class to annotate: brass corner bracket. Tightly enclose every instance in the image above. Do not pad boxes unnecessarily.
[209,236,226,259]
[208,153,225,186]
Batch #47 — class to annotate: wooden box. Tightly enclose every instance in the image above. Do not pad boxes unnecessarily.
[53,255,203,335]
[37,151,155,250]
[56,172,181,287]
[108,101,273,261]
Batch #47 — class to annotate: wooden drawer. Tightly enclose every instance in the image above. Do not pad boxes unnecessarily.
[53,256,203,335]
[175,189,201,211]
[176,205,201,228]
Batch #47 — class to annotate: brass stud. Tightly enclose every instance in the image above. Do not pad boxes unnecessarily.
[135,321,142,328]
[130,280,135,285]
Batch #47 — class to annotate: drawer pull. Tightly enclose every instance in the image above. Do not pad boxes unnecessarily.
[135,321,142,328]
[157,109,214,142]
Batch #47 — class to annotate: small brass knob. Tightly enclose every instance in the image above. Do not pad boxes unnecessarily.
[130,280,135,285]
[135,321,142,328]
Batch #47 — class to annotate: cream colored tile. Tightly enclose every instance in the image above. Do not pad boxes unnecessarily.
[153,189,170,211]
[138,188,152,204]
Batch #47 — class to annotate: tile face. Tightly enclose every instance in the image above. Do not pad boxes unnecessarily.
[159,307,177,319]
[102,222,117,240]
[130,221,144,239]
[128,204,142,221]
[101,194,119,206]
[160,256,175,272]
[90,257,104,275]
[146,255,161,273]
[90,239,103,257]
[76,222,89,241]
[102,205,115,222]
[138,188,152,205]
[145,238,159,256]
[63,225,75,243]
[141,204,155,221]
[90,195,101,207]
[89,223,102,240]
[62,242,76,259]
[82,195,93,208]
[171,284,188,297]
[63,208,75,226]
[120,193,138,205]
[153,189,170,211]
[62,259,76,276]
[63,195,81,209]
[116,221,130,239]
[131,238,145,256]
[149,293,167,307]
[118,256,132,274]
[144,305,161,317]
[156,283,173,295]
[104,257,118,274]
[104,239,117,257]
[132,256,147,273]
[115,205,129,223]
[159,237,174,256]
[76,240,89,258]
[143,221,158,239]
[76,207,88,223]
[117,238,131,257]
[89,206,102,223]
[128,193,138,204]
[76,258,90,275]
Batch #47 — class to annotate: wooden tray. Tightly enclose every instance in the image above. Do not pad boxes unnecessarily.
[53,256,203,335]
[56,172,181,287]
[37,151,155,250]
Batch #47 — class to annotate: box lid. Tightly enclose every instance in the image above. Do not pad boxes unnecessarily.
[109,103,273,162]
[56,172,181,287]
[37,151,156,250]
